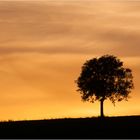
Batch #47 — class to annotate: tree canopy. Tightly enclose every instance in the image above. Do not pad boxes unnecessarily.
[76,55,134,110]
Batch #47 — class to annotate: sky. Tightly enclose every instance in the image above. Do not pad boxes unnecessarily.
[0,0,140,121]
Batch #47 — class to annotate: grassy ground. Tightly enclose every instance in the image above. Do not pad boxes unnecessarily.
[0,116,139,138]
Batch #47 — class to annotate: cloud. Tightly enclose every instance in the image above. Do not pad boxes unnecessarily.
[0,1,140,57]
[0,1,140,120]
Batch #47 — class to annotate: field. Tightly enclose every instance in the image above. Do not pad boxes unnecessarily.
[0,116,139,138]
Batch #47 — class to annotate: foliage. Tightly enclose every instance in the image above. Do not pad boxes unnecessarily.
[76,55,134,105]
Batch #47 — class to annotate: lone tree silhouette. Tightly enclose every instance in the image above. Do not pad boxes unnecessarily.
[76,55,134,118]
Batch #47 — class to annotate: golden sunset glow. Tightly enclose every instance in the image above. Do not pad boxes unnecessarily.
[0,0,140,121]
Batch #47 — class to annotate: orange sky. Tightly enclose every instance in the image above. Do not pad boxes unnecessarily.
[0,0,140,121]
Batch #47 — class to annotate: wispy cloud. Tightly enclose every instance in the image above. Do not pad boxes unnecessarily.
[0,1,140,57]
[0,1,140,120]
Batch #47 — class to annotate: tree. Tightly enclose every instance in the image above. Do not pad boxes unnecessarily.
[76,55,134,118]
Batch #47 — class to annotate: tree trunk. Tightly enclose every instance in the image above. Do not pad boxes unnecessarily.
[100,99,104,118]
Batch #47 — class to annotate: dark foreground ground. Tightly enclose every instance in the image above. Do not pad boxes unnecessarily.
[0,116,139,138]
